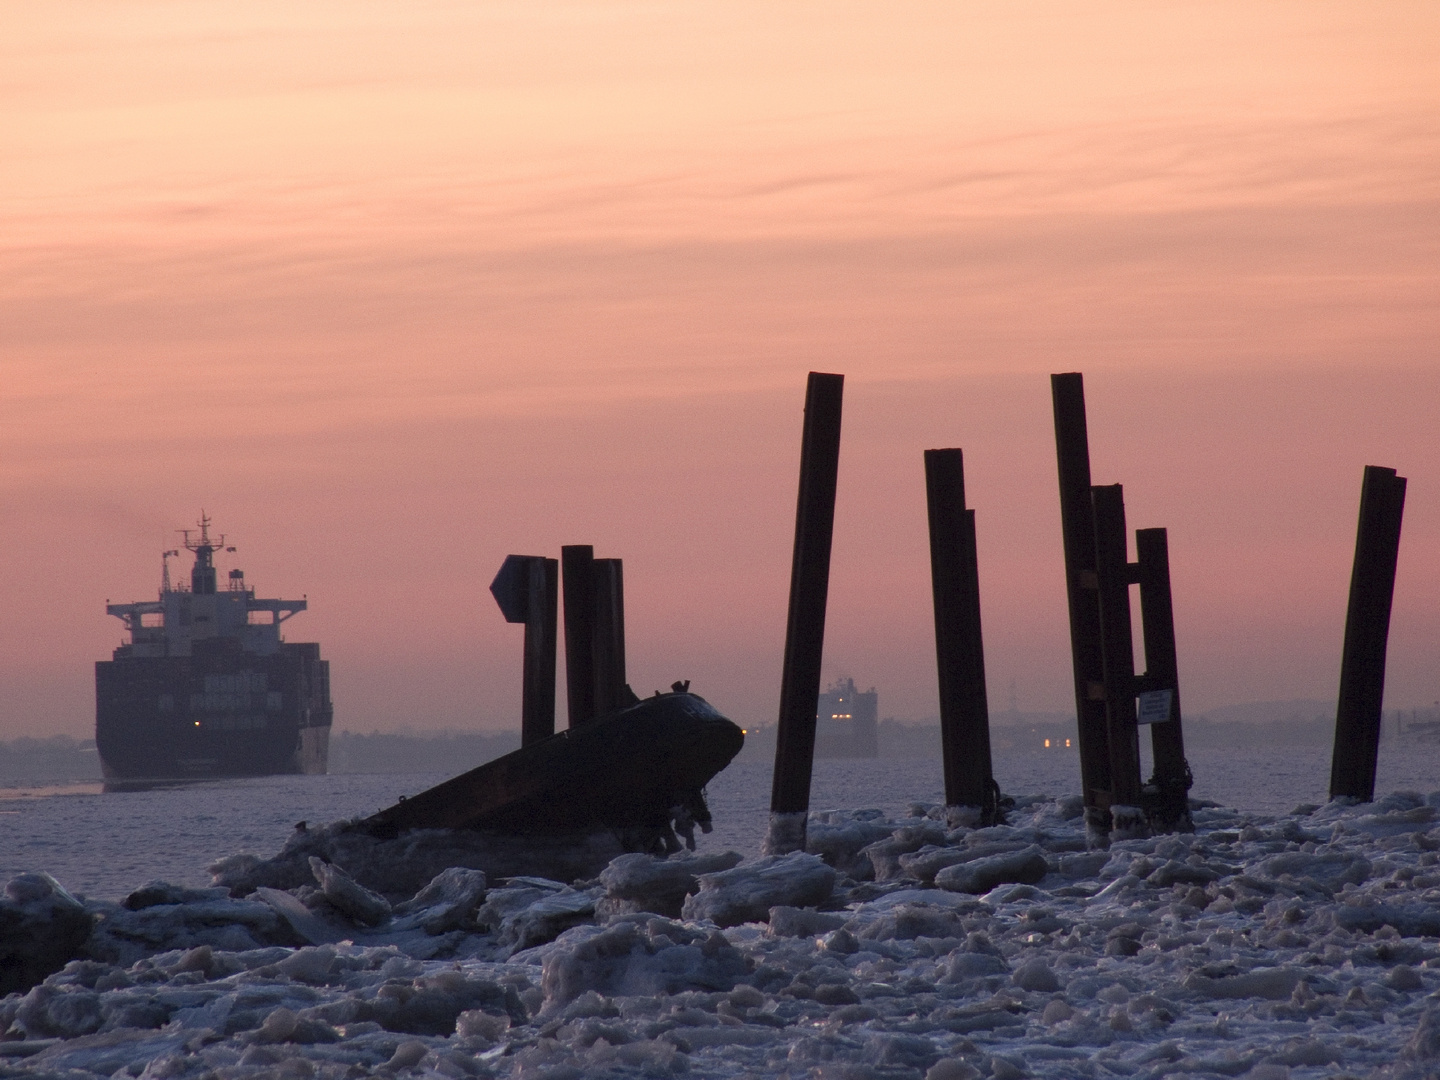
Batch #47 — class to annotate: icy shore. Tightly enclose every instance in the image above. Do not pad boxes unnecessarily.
[6,792,1440,1078]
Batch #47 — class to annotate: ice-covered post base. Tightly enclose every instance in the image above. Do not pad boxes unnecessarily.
[945,805,983,830]
[1084,806,1112,850]
[1108,804,1149,843]
[762,811,809,857]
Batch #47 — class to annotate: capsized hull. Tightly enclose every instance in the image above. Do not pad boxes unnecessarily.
[364,691,743,839]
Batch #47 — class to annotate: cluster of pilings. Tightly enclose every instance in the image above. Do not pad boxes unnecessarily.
[489,545,640,747]
[763,370,1411,854]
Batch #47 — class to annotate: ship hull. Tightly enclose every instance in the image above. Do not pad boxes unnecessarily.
[96,639,332,786]
[365,691,743,838]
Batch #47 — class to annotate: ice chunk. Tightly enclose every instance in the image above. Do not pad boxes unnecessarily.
[767,906,846,938]
[1056,852,1108,877]
[1,872,93,995]
[14,983,103,1038]
[934,845,1048,894]
[927,1060,982,1080]
[357,971,524,1035]
[1335,903,1440,937]
[855,902,964,942]
[1183,965,1304,1000]
[1011,960,1060,992]
[540,917,750,1006]
[391,867,488,934]
[1261,851,1372,893]
[680,852,837,927]
[866,1032,941,1071]
[597,851,741,918]
[498,888,601,952]
[900,841,1030,885]
[862,823,950,881]
[122,881,232,910]
[211,819,626,900]
[19,1028,190,1076]
[386,1039,430,1068]
[251,886,347,946]
[309,856,392,925]
[804,812,895,879]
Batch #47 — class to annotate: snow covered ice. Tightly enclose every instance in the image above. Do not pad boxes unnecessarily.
[8,792,1440,1078]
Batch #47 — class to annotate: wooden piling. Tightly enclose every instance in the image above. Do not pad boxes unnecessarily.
[1330,465,1408,802]
[1050,373,1113,820]
[1091,484,1143,810]
[561,545,597,728]
[592,558,629,717]
[767,372,844,854]
[489,555,560,747]
[1134,527,1191,828]
[924,448,998,819]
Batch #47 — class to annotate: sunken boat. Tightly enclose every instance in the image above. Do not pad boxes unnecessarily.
[96,515,332,787]
[364,687,744,854]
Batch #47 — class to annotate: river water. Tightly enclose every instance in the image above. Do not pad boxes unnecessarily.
[3,742,1439,901]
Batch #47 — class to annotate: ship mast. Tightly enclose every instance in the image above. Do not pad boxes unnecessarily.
[181,513,226,596]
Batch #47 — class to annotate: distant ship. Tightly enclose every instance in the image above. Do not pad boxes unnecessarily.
[814,677,879,758]
[95,516,332,787]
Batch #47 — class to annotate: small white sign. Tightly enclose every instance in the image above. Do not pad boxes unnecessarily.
[1136,689,1174,725]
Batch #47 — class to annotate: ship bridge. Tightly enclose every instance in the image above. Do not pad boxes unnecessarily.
[106,516,307,658]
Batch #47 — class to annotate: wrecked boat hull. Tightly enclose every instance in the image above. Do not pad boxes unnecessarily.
[363,691,744,845]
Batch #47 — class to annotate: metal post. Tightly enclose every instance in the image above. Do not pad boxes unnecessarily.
[561,545,597,728]
[489,555,559,747]
[1134,528,1191,830]
[924,448,998,821]
[1050,373,1113,828]
[1091,484,1143,814]
[766,371,845,855]
[592,558,628,717]
[1330,466,1408,802]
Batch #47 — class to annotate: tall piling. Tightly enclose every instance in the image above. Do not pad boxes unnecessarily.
[766,371,845,855]
[1091,484,1143,821]
[1330,465,1408,802]
[1050,373,1113,828]
[489,555,560,747]
[1135,527,1191,829]
[924,448,998,822]
[561,545,597,727]
[592,558,629,717]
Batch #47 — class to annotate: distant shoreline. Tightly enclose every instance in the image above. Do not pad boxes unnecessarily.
[4,698,1437,782]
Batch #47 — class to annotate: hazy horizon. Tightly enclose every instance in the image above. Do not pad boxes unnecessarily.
[3,3,1437,739]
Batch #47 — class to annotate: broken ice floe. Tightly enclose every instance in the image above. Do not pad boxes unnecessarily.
[8,791,1440,1076]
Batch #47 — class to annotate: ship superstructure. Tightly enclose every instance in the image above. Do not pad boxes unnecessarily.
[95,516,332,785]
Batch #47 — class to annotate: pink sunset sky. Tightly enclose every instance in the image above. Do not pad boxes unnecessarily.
[2,2,1437,738]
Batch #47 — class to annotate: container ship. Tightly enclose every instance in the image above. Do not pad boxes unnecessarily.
[95,516,332,786]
